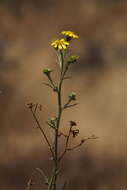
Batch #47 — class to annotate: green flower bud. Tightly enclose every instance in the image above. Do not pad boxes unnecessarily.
[69,92,76,101]
[67,55,79,64]
[43,68,52,75]
[50,117,57,125]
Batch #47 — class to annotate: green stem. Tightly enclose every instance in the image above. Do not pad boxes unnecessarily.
[52,78,62,189]
[48,50,69,189]
[49,51,65,189]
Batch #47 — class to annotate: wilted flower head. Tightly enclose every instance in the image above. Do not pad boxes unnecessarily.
[71,129,79,138]
[51,39,69,50]
[70,120,77,127]
[26,102,34,109]
[61,30,79,41]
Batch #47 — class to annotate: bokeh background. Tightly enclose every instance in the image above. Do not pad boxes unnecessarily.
[0,0,127,189]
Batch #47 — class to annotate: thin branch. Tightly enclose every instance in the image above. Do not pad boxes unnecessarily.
[63,97,78,110]
[36,168,49,185]
[63,99,71,109]
[59,135,98,161]
[46,121,56,130]
[43,82,54,89]
[29,108,55,161]
[63,76,72,80]
[67,136,98,151]
[58,125,72,162]
[26,179,34,190]
[63,103,78,109]
[33,103,38,114]
[47,75,56,89]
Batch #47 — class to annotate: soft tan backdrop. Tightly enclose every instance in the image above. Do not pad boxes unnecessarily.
[0,0,127,189]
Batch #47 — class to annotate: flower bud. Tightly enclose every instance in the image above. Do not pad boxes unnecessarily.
[43,68,52,76]
[67,55,79,64]
[68,92,76,101]
[50,117,57,125]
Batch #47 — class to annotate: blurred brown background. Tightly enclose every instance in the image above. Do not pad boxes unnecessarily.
[0,0,127,189]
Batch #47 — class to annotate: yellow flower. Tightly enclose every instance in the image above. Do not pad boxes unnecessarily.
[51,39,69,50]
[61,30,79,40]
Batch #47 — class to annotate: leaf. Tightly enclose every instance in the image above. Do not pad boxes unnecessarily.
[62,181,67,190]
[64,103,78,109]
[36,168,49,185]
[63,76,72,80]
[50,184,56,190]
[43,82,53,89]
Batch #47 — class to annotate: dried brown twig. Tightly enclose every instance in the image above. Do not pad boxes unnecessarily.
[27,103,55,161]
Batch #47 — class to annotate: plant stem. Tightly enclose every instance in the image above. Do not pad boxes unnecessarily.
[49,51,65,190]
